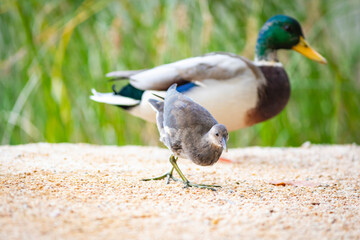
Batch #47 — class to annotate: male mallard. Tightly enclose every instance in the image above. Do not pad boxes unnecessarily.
[91,15,326,131]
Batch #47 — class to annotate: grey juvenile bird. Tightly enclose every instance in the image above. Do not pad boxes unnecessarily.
[143,84,229,190]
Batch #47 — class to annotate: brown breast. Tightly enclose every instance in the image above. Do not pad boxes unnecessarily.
[245,66,290,126]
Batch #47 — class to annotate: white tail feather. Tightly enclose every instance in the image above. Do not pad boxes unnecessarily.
[90,89,140,106]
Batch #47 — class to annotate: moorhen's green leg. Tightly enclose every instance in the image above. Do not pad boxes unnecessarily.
[141,165,179,184]
[168,155,221,191]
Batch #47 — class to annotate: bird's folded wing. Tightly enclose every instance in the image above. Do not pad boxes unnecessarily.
[164,89,217,130]
[126,52,263,91]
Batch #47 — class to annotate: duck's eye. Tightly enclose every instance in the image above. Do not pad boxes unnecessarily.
[284,25,292,32]
[215,133,219,137]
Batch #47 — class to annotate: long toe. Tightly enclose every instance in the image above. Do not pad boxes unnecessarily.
[183,181,221,191]
[141,172,172,182]
[141,171,180,184]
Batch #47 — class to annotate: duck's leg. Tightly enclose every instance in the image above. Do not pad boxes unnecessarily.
[169,155,221,191]
[219,157,232,163]
[219,152,233,163]
[141,165,179,184]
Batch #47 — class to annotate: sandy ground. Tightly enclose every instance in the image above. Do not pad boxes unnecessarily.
[0,143,359,240]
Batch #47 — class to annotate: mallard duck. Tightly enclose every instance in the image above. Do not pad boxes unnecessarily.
[91,15,326,131]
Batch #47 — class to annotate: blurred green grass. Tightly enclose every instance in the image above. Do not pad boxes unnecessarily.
[1,0,359,147]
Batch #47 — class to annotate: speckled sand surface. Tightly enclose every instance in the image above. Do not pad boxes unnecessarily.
[0,143,359,240]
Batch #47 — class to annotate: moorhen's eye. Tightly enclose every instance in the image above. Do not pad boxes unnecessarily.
[284,25,292,32]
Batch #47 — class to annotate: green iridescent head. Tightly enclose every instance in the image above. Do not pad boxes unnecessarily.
[255,15,326,64]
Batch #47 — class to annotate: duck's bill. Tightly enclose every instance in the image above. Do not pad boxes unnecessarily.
[292,36,327,64]
[221,137,228,152]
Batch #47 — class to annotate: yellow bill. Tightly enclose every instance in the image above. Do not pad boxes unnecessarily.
[292,36,327,64]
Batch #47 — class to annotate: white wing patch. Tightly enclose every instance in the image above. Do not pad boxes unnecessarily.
[164,126,172,136]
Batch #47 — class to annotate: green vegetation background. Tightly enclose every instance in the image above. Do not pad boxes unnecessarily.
[1,0,359,147]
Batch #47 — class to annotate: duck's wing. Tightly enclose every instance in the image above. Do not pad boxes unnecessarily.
[126,52,264,91]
